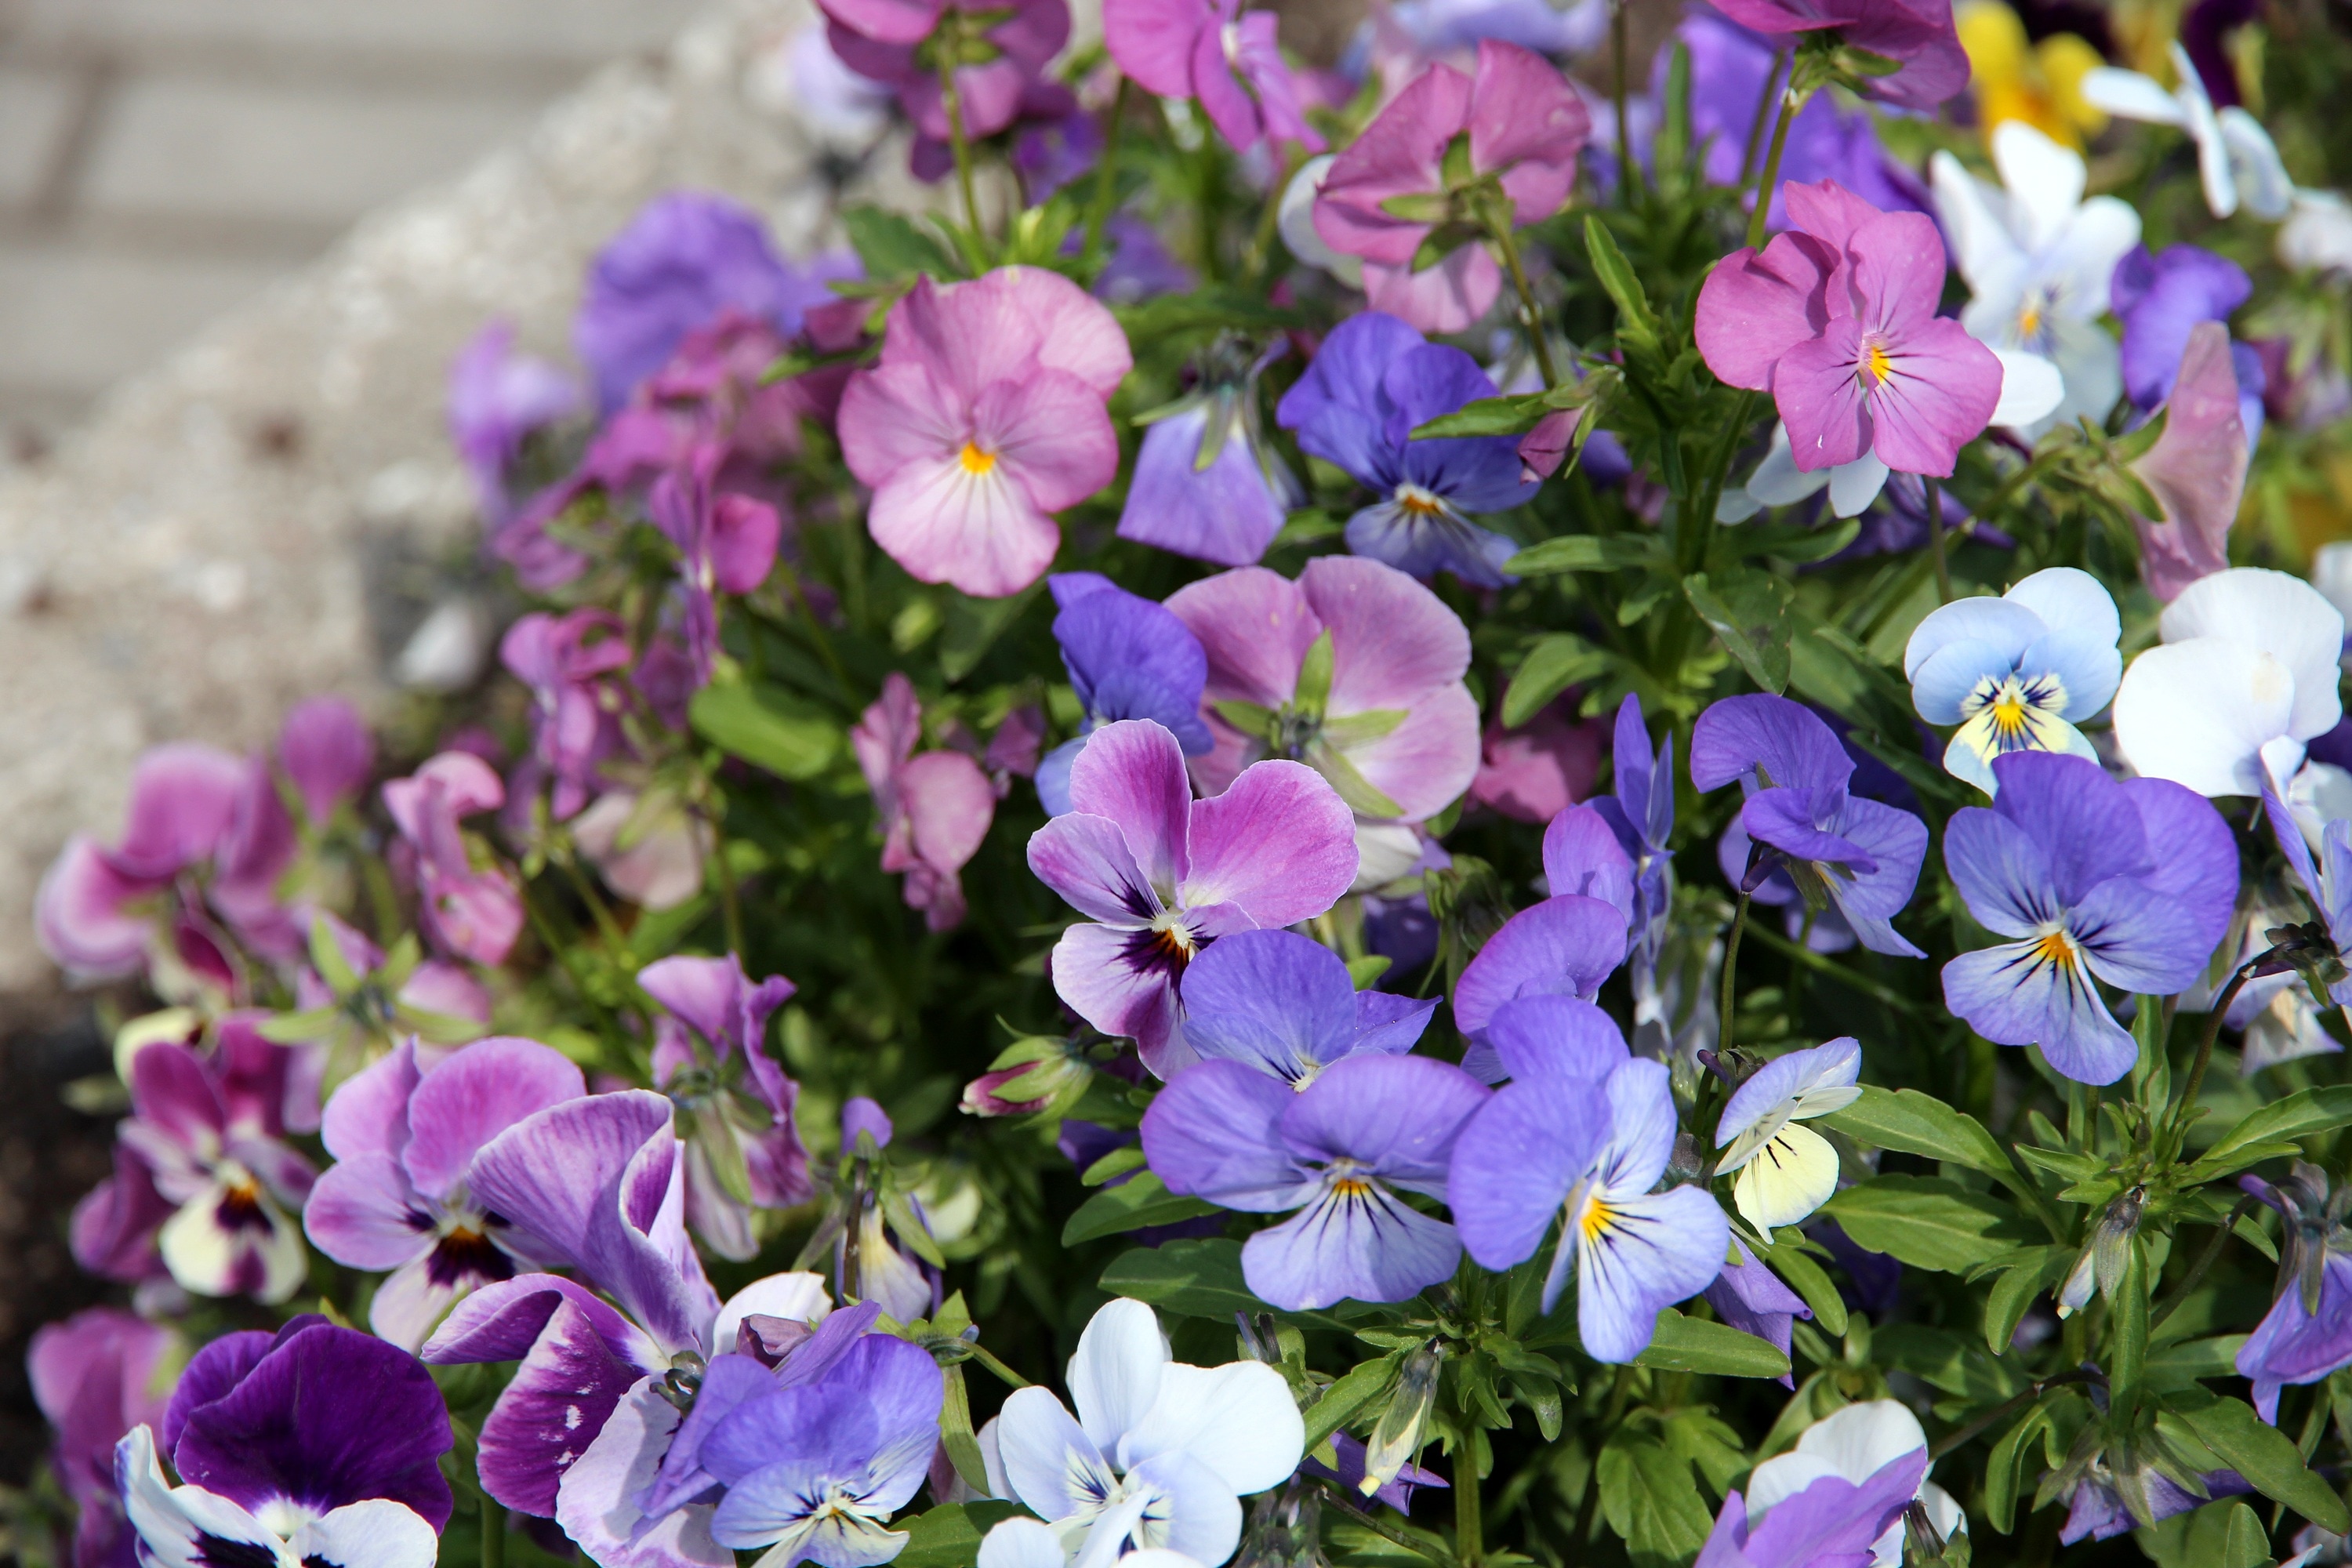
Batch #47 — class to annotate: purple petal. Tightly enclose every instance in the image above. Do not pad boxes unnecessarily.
[1741,789,1878,874]
[2074,877,2231,997]
[320,1041,422,1166]
[1941,940,2138,1085]
[2116,777,2238,957]
[278,699,376,826]
[476,1305,654,1517]
[1941,803,2056,938]
[1116,408,1290,569]
[1047,920,1186,1074]
[302,1153,429,1272]
[1818,796,1929,924]
[1483,995,1631,1085]
[1028,811,1161,926]
[1690,694,1853,794]
[1744,1450,1929,1566]
[1694,233,1835,392]
[1142,1060,1314,1210]
[1276,314,1426,484]
[401,1038,586,1203]
[1541,805,1635,923]
[1181,759,1360,926]
[1353,990,1439,1055]
[1452,895,1629,1033]
[1064,720,1194,897]
[1278,1054,1489,1193]
[162,1331,276,1455]
[1576,1185,1730,1363]
[555,1377,735,1568]
[34,837,160,978]
[1446,1076,1604,1270]
[2237,1254,2352,1420]
[1241,1181,1461,1310]
[1178,928,1359,1081]
[1051,579,1214,750]
[1984,752,2152,902]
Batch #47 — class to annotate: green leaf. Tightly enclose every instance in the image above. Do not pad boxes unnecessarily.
[1684,572,1795,694]
[2147,1335,2249,1388]
[1634,1308,1791,1379]
[1303,1352,1403,1450]
[1822,1176,2034,1274]
[1080,1147,1147,1187]
[1582,216,1660,348]
[941,583,1041,682]
[2109,1236,2150,1414]
[1504,535,1657,575]
[2138,1499,2274,1568]
[1061,1171,1218,1245]
[1818,1085,2013,1179]
[1098,1238,1355,1332]
[1756,1234,1846,1338]
[841,206,956,281]
[1597,1432,1714,1568]
[1501,634,1612,728]
[2181,1396,2352,1532]
[892,1502,1022,1568]
[1410,392,1551,439]
[1983,1400,2057,1534]
[1347,956,1393,989]
[1295,630,1336,717]
[1981,1247,2077,1354]
[1875,1323,2024,1404]
[690,683,840,781]
[2183,1086,2352,1183]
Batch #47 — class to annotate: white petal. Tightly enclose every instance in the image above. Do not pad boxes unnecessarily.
[2288,760,2352,850]
[2165,44,2240,219]
[2045,198,2142,319]
[1795,1400,1931,1485]
[2316,542,2352,623]
[2219,107,2294,221]
[1715,486,1762,524]
[1278,157,1362,287]
[292,1502,441,1568]
[711,1271,832,1354]
[1744,1451,1843,1521]
[979,1519,1071,1568]
[116,1428,296,1568]
[2078,67,2185,124]
[1989,122,2086,252]
[1068,1299,1171,1454]
[1119,1361,1304,1497]
[2044,318,2123,431]
[2160,568,2347,742]
[1743,426,1831,507]
[996,1388,1118,1523]
[1929,151,2022,293]
[1991,350,2065,428]
[2002,567,2120,651]
[1827,453,1891,518]
[2114,638,2296,796]
[555,1377,734,1568]
[2281,191,2352,275]
[1731,1124,1841,1233]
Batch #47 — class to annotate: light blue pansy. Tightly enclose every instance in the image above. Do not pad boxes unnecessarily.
[1902,567,2122,794]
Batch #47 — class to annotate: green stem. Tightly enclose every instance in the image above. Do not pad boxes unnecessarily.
[1742,923,1922,1015]
[1246,145,1298,281]
[707,804,746,957]
[1612,0,1638,206]
[1454,1446,1483,1568]
[560,854,630,953]
[1490,223,1559,389]
[2150,1194,2258,1331]
[1686,387,1759,572]
[1719,890,1753,1058]
[2166,963,2256,1155]
[1929,1372,2092,1461]
[1738,50,1786,186]
[1314,1479,1457,1566]
[1081,78,1131,274]
[938,58,984,254]
[1744,84,1806,251]
[1923,475,1953,604]
[481,1497,506,1568]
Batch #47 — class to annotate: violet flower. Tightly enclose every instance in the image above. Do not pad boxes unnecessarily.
[1450,886,1630,1043]
[1693,1446,1930,1568]
[1276,312,1535,586]
[384,751,524,968]
[1697,178,2003,486]
[2236,1162,2352,1423]
[501,608,633,822]
[77,1027,315,1303]
[575,193,839,413]
[1312,42,1588,332]
[1940,751,2238,1085]
[1744,1402,1963,1562]
[1704,1240,1812,1390]
[1025,718,1359,1076]
[1179,927,1437,1085]
[1705,0,1969,111]
[1691,694,1929,959]
[838,267,1131,598]
[1902,566,2123,793]
[1468,698,1605,825]
[1166,556,1483,890]
[29,1308,180,1568]
[853,673,997,931]
[2111,243,2265,440]
[448,319,580,523]
[1448,997,1729,1360]
[1039,574,1213,818]
[303,1037,588,1352]
[649,454,784,684]
[117,1319,452,1568]
[822,0,1071,147]
[277,697,376,829]
[1105,0,1323,152]
[640,952,815,1262]
[1116,339,1301,569]
[1592,693,1675,977]
[2059,1463,2252,1544]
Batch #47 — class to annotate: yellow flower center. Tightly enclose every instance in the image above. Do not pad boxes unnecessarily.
[1331,1176,1375,1198]
[959,441,996,476]
[1991,693,2031,736]
[1579,1198,1618,1244]
[2017,299,2043,340]
[2031,928,2078,967]
[1863,342,1895,385]
[1396,483,1446,517]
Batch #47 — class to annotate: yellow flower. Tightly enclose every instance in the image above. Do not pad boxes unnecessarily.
[1958,0,2109,148]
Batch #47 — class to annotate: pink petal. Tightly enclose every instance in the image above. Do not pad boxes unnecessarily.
[1103,0,1209,96]
[1780,177,1884,253]
[129,1042,228,1152]
[1843,209,1947,336]
[1181,759,1359,924]
[1341,682,1483,822]
[866,452,1064,598]
[815,0,945,45]
[1468,41,1587,225]
[1313,60,1472,267]
[1164,566,1319,710]
[402,1039,589,1203]
[115,744,248,878]
[851,672,922,796]
[34,837,158,977]
[1230,14,1325,151]
[1193,25,1265,151]
[383,752,504,842]
[2134,321,2247,602]
[1066,719,1196,894]
[708,495,781,594]
[1694,233,1835,392]
[1026,811,1160,925]
[975,370,1123,512]
[303,1153,430,1272]
[1049,920,1185,1071]
[1300,556,1472,712]
[1471,705,1605,823]
[902,750,996,874]
[401,960,494,1026]
[1773,320,1873,471]
[321,1040,423,1165]
[837,361,966,491]
[1866,317,2002,476]
[1361,249,1501,335]
[996,266,1133,397]
[278,697,375,825]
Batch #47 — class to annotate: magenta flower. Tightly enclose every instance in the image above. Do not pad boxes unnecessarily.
[1706,0,1969,110]
[1312,42,1588,332]
[304,1038,588,1352]
[30,1307,179,1568]
[76,1022,317,1303]
[640,953,815,1261]
[648,453,785,684]
[1165,556,1483,889]
[1025,718,1359,1076]
[1697,177,2002,479]
[500,609,633,821]
[1104,0,1323,154]
[1470,699,1606,825]
[853,673,997,931]
[383,752,524,967]
[838,267,1131,597]
[278,696,376,829]
[447,319,579,524]
[822,0,1072,143]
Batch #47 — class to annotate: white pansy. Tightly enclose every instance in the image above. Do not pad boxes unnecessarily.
[2112,568,2346,797]
[117,1425,438,1568]
[1931,122,2137,437]
[980,1516,1207,1568]
[2280,190,2352,275]
[2082,44,2292,220]
[990,1299,1305,1568]
[1746,1403,1965,1568]
[1711,1037,1861,1239]
[1278,158,1363,288]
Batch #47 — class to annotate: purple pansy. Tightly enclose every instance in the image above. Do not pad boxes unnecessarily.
[1704,1240,1813,1390]
[1449,996,1728,1360]
[2235,1163,2352,1423]
[1145,1051,1489,1309]
[1940,751,2238,1085]
[1025,718,1359,1076]
[30,1308,180,1568]
[1691,694,1929,959]
[116,1319,452,1568]
[648,454,784,686]
[448,319,580,524]
[1116,343,1301,569]
[383,751,524,968]
[1704,0,1968,110]
[2059,1465,2252,1544]
[1178,927,1437,1085]
[501,609,633,822]
[1277,313,1537,586]
[1693,1447,1929,1568]
[302,1037,586,1352]
[1592,694,1676,980]
[1038,574,1213,818]
[640,953,814,1262]
[2111,243,2266,446]
[1450,884,1630,1047]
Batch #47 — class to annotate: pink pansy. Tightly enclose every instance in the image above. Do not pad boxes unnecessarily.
[1164,556,1482,890]
[1025,718,1359,1075]
[838,267,1132,597]
[75,1021,318,1304]
[1697,177,2002,477]
[1470,699,1608,824]
[1312,42,1589,334]
[501,609,633,821]
[1104,0,1323,154]
[2133,320,2249,603]
[824,0,1072,143]
[277,696,376,827]
[571,790,710,911]
[383,752,524,967]
[1708,0,1969,111]
[648,453,783,684]
[30,1306,180,1568]
[853,673,998,931]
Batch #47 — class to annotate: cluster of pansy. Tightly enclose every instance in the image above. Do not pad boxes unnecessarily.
[24,1,2352,1567]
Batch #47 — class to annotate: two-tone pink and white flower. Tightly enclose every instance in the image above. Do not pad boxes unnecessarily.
[838,267,1132,597]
